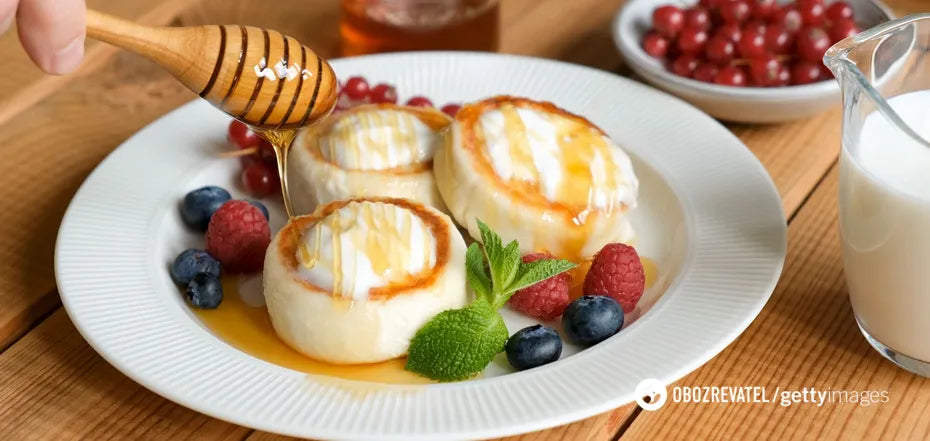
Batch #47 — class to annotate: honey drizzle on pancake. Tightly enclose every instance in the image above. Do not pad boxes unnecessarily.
[487,105,622,218]
[306,105,451,173]
[330,208,344,296]
[296,201,430,298]
[255,128,298,219]
[461,97,633,260]
[399,111,419,165]
[499,105,539,185]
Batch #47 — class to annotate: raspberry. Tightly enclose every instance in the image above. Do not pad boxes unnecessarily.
[583,243,645,313]
[508,253,572,320]
[205,200,271,274]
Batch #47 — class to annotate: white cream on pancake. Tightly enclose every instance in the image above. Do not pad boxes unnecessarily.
[433,96,638,261]
[288,104,451,214]
[263,199,467,364]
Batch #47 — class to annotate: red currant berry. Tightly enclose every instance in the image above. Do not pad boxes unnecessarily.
[258,139,277,165]
[750,0,778,19]
[773,64,792,86]
[643,31,670,57]
[716,23,743,43]
[693,63,720,83]
[825,1,854,22]
[370,83,398,104]
[828,19,860,43]
[678,27,710,55]
[720,0,751,24]
[765,25,793,54]
[239,153,260,168]
[405,96,434,108]
[342,76,370,100]
[643,31,670,58]
[228,120,260,149]
[714,66,748,86]
[798,0,825,26]
[441,103,462,117]
[791,61,823,85]
[738,28,766,58]
[685,8,711,31]
[653,5,686,37]
[772,7,803,34]
[748,54,782,86]
[335,93,353,111]
[241,162,278,197]
[706,37,736,64]
[743,20,768,35]
[796,26,831,62]
[671,54,701,77]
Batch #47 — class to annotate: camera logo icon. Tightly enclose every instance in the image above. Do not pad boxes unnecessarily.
[635,378,668,411]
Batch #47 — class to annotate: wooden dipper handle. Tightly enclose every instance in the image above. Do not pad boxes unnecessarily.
[85,9,338,129]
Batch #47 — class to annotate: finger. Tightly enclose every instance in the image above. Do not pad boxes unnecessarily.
[0,0,16,35]
[17,0,86,74]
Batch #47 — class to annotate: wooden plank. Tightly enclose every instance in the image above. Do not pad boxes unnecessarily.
[176,0,341,59]
[0,0,195,127]
[0,310,249,440]
[0,0,336,351]
[501,0,627,71]
[729,109,841,217]
[620,166,930,440]
[242,405,635,441]
[0,51,193,351]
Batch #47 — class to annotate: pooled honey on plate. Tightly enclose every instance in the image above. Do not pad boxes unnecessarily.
[193,276,432,384]
[194,257,657,385]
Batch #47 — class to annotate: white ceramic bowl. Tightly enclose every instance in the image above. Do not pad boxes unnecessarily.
[613,0,894,123]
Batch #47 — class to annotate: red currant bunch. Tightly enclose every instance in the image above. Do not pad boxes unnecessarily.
[642,0,859,87]
[336,75,462,117]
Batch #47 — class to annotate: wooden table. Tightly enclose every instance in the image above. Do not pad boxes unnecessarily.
[1,0,928,439]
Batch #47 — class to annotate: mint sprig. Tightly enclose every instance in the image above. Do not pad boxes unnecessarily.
[405,219,576,381]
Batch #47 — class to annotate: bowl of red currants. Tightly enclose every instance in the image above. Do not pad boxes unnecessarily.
[613,0,893,123]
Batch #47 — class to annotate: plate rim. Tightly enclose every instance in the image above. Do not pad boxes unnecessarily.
[55,51,787,440]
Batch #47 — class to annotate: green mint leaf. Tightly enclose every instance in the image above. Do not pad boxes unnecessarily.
[465,243,492,302]
[476,219,503,269]
[405,299,508,382]
[503,258,577,301]
[476,219,521,295]
[492,240,521,295]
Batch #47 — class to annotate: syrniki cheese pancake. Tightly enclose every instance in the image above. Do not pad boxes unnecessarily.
[434,96,639,261]
[288,104,452,214]
[263,198,467,364]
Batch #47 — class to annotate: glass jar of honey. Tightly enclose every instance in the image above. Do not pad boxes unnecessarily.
[340,0,500,56]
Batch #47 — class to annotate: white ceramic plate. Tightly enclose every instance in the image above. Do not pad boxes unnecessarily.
[55,52,786,440]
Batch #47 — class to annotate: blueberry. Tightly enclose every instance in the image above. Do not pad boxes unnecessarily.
[170,249,221,285]
[505,325,562,371]
[247,200,269,220]
[181,186,231,231]
[186,273,223,309]
[562,295,624,346]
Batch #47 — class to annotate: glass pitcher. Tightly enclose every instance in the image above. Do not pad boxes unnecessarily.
[825,14,930,377]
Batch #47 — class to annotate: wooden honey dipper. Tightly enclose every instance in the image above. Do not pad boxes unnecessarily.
[85,9,338,130]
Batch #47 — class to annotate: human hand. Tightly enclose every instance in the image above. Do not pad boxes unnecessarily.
[1,0,87,74]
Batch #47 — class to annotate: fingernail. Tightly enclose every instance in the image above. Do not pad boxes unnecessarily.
[0,14,13,34]
[49,34,84,74]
